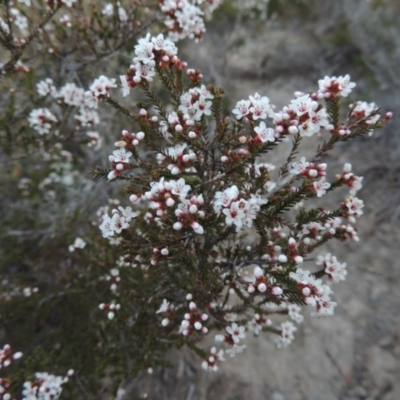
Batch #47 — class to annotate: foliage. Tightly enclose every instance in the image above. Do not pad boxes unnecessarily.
[0,1,393,399]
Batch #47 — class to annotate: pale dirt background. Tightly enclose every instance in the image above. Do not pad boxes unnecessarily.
[125,1,400,399]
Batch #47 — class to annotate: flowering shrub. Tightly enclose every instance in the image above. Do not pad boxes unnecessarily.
[90,34,391,374]
[0,0,393,399]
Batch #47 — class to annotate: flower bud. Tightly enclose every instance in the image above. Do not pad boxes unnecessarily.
[173,222,183,230]
[136,131,145,140]
[194,321,202,330]
[189,204,198,214]
[166,197,175,207]
[278,254,288,263]
[257,283,267,293]
[271,286,283,296]
[181,320,190,328]
[171,166,180,175]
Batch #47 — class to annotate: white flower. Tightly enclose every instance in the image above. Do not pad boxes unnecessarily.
[313,296,337,317]
[109,148,132,164]
[222,199,248,230]
[116,206,138,223]
[134,62,156,82]
[247,316,262,335]
[110,213,129,234]
[167,178,191,199]
[313,177,331,197]
[289,157,309,175]
[254,121,275,143]
[232,99,251,119]
[28,108,57,135]
[213,185,239,214]
[225,344,246,358]
[99,214,114,238]
[226,323,246,344]
[58,83,85,107]
[156,299,172,314]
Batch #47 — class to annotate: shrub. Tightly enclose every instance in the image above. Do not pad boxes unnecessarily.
[0,1,392,399]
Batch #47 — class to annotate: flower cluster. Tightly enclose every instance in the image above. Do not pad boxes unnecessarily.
[28,109,58,135]
[157,144,197,175]
[289,268,336,317]
[179,85,214,122]
[104,268,121,293]
[102,2,128,22]
[120,33,183,97]
[0,345,22,369]
[336,163,363,195]
[160,0,222,42]
[276,321,298,348]
[87,76,117,102]
[247,266,284,296]
[0,282,38,302]
[316,253,347,283]
[31,80,102,138]
[179,299,209,336]
[99,206,138,238]
[158,84,214,138]
[318,74,356,99]
[233,92,275,121]
[201,347,225,372]
[213,185,267,231]
[22,370,73,400]
[98,302,121,320]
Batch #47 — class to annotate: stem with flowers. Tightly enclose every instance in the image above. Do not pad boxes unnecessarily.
[88,33,391,372]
